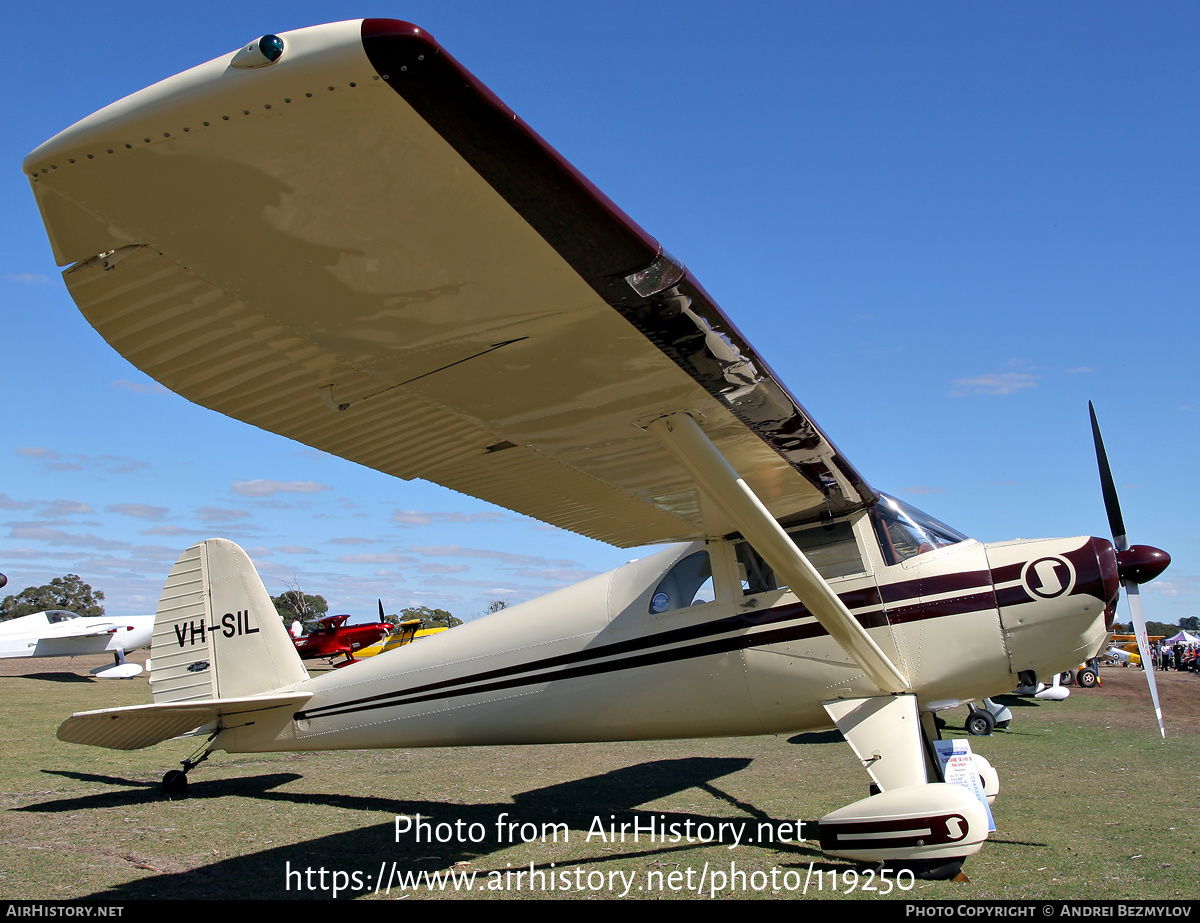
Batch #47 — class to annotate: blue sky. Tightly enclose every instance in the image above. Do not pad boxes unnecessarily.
[3,1,1196,624]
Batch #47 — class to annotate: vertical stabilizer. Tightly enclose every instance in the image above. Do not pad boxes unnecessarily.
[150,539,308,703]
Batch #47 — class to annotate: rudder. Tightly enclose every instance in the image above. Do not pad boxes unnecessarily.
[150,539,308,703]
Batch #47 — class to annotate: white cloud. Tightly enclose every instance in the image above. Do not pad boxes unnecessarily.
[232,479,329,497]
[107,503,168,520]
[335,553,417,565]
[109,379,171,395]
[0,494,35,511]
[392,509,507,526]
[5,273,50,285]
[408,545,579,569]
[140,525,194,536]
[41,500,94,517]
[95,455,150,474]
[15,448,149,475]
[950,372,1039,396]
[196,507,251,523]
[416,563,470,574]
[902,486,946,495]
[510,567,600,584]
[4,523,131,550]
[1151,577,1198,599]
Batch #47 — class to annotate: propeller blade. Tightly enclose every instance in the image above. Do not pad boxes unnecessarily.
[378,598,385,622]
[1089,401,1128,552]
[1124,581,1165,738]
[1090,402,1165,738]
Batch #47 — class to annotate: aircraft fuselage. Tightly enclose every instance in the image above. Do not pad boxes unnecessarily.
[216,512,1117,755]
[0,611,154,661]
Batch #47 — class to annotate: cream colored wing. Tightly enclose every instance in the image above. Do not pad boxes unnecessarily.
[25,19,872,547]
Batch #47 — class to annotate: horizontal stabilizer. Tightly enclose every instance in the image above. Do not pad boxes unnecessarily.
[56,692,311,751]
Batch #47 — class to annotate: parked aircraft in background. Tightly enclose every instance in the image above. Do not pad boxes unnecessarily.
[0,610,153,678]
[355,617,448,659]
[291,613,392,666]
[1103,644,1139,666]
[27,20,1171,876]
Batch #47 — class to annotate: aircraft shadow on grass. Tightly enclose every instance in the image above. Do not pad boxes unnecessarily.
[787,730,843,745]
[26,757,834,899]
[20,671,96,684]
[26,769,305,810]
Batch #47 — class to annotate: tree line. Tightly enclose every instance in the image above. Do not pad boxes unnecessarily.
[0,573,494,630]
[0,575,105,620]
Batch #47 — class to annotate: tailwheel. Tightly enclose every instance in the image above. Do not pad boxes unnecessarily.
[161,733,220,795]
[162,769,188,795]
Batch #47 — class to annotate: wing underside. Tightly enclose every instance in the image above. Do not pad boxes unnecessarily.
[26,19,872,546]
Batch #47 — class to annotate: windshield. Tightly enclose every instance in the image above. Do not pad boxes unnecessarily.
[871,494,968,565]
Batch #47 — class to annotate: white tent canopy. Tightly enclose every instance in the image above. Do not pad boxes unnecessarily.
[1163,631,1200,644]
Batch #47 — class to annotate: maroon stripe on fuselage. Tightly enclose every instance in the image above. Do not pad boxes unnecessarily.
[885,592,998,626]
[877,569,991,605]
[296,576,1001,722]
[994,585,1032,609]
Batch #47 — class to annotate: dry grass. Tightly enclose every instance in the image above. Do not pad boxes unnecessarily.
[0,654,1196,900]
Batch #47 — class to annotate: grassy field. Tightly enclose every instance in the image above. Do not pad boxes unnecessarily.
[1,655,1196,901]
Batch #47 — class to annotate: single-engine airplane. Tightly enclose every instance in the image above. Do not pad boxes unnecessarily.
[355,617,449,659]
[0,609,154,678]
[1103,644,1139,667]
[292,613,393,666]
[24,20,1171,875]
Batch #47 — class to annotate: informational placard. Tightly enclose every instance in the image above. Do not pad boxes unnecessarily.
[933,738,996,831]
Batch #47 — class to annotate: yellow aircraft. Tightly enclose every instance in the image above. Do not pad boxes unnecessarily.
[356,618,448,658]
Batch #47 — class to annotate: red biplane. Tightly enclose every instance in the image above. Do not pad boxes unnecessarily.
[291,614,392,667]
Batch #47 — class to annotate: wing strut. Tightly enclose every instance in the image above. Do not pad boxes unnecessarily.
[645,413,910,694]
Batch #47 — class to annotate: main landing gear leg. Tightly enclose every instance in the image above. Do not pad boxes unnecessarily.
[162,733,221,795]
[819,695,988,879]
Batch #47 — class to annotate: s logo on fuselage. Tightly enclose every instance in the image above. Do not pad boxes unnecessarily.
[1021,556,1076,600]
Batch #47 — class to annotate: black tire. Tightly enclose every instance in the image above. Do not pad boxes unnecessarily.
[881,857,966,881]
[162,770,188,795]
[966,710,995,736]
[1059,671,1076,686]
[1077,668,1098,688]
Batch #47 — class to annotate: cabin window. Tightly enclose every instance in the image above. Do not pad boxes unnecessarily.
[735,520,864,595]
[46,610,79,624]
[871,494,967,565]
[649,551,714,613]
